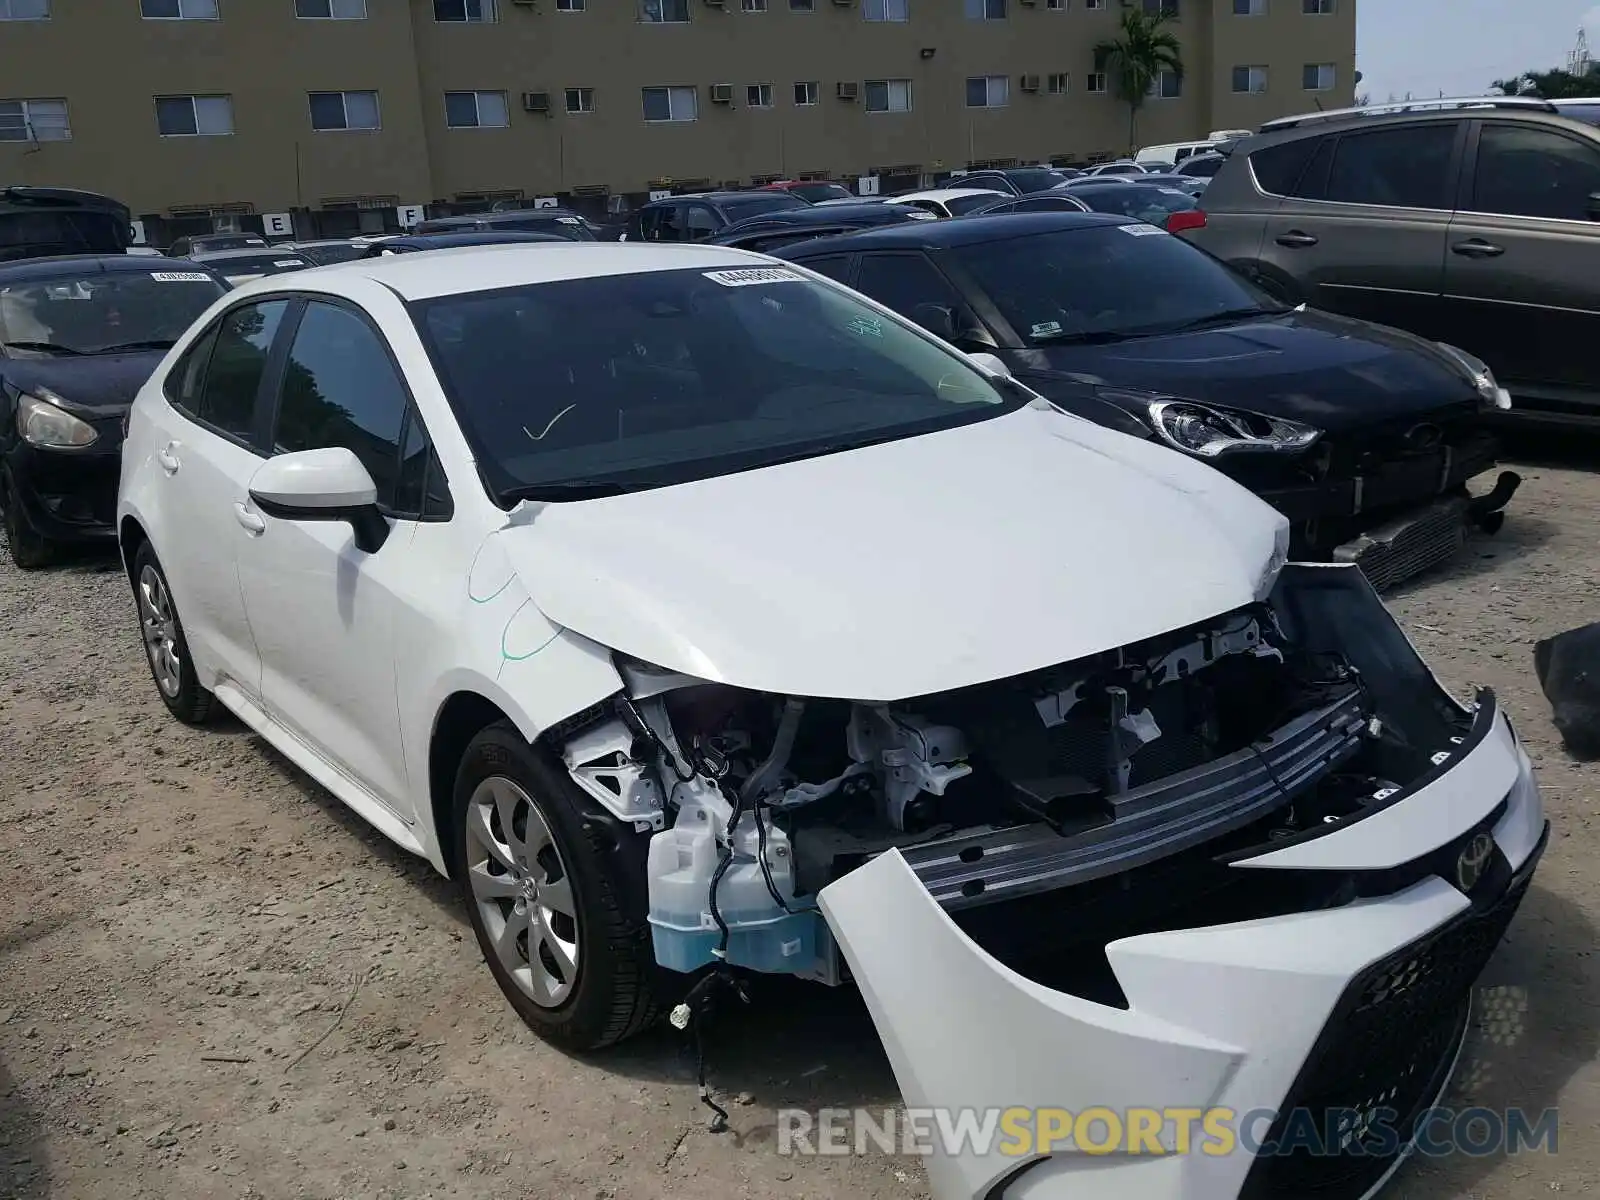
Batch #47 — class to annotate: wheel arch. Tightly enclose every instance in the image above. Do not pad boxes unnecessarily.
[118,514,148,586]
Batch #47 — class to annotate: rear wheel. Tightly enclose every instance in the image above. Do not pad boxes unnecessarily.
[132,542,216,725]
[1,475,52,570]
[452,722,663,1050]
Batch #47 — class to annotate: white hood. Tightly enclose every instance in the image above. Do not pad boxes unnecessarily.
[497,405,1288,701]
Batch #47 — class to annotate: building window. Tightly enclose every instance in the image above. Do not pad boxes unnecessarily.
[0,98,69,141]
[309,90,381,130]
[296,0,366,15]
[1303,0,1333,11]
[747,83,773,107]
[793,80,819,106]
[433,0,495,21]
[1084,0,1104,7]
[1147,68,1182,98]
[140,0,218,17]
[742,0,765,9]
[1085,72,1107,93]
[966,75,1009,108]
[642,85,697,122]
[1046,72,1069,94]
[1046,0,1064,8]
[1302,62,1335,90]
[1232,0,1264,10]
[445,90,509,127]
[1141,0,1177,13]
[864,78,912,112]
[790,0,814,9]
[155,94,233,136]
[565,87,594,113]
[965,0,1003,18]
[0,0,50,19]
[640,0,688,20]
[556,0,583,7]
[1231,65,1268,93]
[863,0,907,19]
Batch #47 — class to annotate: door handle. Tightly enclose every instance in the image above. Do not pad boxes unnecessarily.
[1452,238,1505,259]
[157,444,180,474]
[1275,231,1319,248]
[233,503,266,535]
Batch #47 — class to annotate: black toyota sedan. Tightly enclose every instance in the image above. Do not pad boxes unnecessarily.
[774,213,1520,590]
[1,255,228,566]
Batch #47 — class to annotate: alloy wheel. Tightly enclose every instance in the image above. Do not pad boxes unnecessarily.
[464,776,581,1008]
[138,564,182,698]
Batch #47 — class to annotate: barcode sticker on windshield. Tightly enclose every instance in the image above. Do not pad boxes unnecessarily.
[703,267,805,287]
[1119,224,1167,236]
[275,260,306,268]
[149,271,212,282]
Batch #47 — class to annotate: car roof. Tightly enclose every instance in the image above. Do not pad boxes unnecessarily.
[190,246,308,261]
[227,241,772,301]
[1257,95,1558,133]
[730,203,911,225]
[0,253,218,281]
[771,210,1132,257]
[382,231,568,247]
[643,191,764,208]
[890,188,1009,203]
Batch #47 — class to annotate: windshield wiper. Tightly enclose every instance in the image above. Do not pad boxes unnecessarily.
[1029,328,1137,345]
[504,480,635,502]
[92,339,178,354]
[1,340,85,356]
[1154,307,1281,335]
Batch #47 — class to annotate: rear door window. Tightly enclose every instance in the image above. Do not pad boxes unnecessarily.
[1322,124,1458,210]
[1248,137,1323,196]
[684,204,721,241]
[1471,123,1600,221]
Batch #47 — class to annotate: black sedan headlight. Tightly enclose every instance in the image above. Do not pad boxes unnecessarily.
[17,389,99,449]
[1436,342,1512,411]
[1145,398,1321,459]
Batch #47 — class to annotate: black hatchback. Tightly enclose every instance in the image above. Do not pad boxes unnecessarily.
[774,213,1520,590]
[0,254,227,566]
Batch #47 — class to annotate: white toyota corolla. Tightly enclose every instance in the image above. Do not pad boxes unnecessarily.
[117,243,1545,1200]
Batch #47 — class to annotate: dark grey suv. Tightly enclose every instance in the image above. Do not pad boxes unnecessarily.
[1183,98,1600,425]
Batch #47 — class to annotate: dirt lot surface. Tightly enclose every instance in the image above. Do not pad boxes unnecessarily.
[3,450,1600,1200]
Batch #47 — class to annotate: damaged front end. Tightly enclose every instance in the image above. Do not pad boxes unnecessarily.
[553,564,1545,1200]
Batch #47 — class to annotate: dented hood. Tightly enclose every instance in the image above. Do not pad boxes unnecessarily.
[497,405,1288,701]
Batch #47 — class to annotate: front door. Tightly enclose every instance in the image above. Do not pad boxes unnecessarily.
[1441,119,1600,403]
[235,297,419,816]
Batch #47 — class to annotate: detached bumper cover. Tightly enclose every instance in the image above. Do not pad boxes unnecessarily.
[816,708,1546,1200]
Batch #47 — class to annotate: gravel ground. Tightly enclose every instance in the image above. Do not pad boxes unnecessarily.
[2,451,1599,1200]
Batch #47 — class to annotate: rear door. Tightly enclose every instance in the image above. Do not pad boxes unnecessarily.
[1257,120,1463,338]
[1441,119,1600,401]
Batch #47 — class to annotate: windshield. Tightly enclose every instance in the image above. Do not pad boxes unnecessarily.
[207,254,311,276]
[1006,169,1069,192]
[787,182,855,203]
[0,269,224,357]
[946,192,1008,216]
[495,216,596,240]
[0,211,130,262]
[409,265,1022,499]
[951,226,1286,345]
[719,194,809,221]
[294,242,368,265]
[1074,185,1198,224]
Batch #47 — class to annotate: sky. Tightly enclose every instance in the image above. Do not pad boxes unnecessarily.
[1356,0,1600,103]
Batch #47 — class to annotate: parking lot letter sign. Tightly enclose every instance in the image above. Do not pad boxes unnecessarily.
[397,204,425,229]
[858,176,881,197]
[263,212,294,238]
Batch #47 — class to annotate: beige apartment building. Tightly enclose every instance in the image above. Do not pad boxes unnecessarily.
[1,0,1354,239]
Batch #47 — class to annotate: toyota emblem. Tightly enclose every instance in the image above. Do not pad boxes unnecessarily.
[1454,832,1495,893]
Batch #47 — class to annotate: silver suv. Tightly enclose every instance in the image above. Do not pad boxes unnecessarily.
[1182,97,1600,425]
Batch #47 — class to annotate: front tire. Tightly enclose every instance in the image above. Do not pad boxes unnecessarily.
[452,722,663,1051]
[131,542,216,725]
[2,475,52,570]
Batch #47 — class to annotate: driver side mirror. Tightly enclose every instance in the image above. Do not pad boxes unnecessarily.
[248,447,391,554]
[910,302,998,354]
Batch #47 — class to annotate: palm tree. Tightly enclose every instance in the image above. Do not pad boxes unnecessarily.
[1093,7,1185,155]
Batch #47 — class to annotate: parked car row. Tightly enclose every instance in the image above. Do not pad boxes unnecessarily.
[95,237,1547,1200]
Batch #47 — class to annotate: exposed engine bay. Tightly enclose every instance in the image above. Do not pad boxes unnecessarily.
[556,566,1475,984]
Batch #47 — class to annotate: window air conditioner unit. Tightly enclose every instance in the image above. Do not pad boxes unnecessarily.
[522,91,551,113]
[1020,74,1041,91]
[836,81,859,101]
[710,83,734,104]
[832,0,856,6]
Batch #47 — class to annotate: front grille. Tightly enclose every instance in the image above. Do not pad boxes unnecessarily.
[1239,867,1535,1199]
[1333,495,1469,593]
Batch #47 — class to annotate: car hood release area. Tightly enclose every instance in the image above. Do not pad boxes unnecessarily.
[500,405,1290,701]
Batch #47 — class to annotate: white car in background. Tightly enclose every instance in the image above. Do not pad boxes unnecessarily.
[116,243,1545,1200]
[884,187,1010,218]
